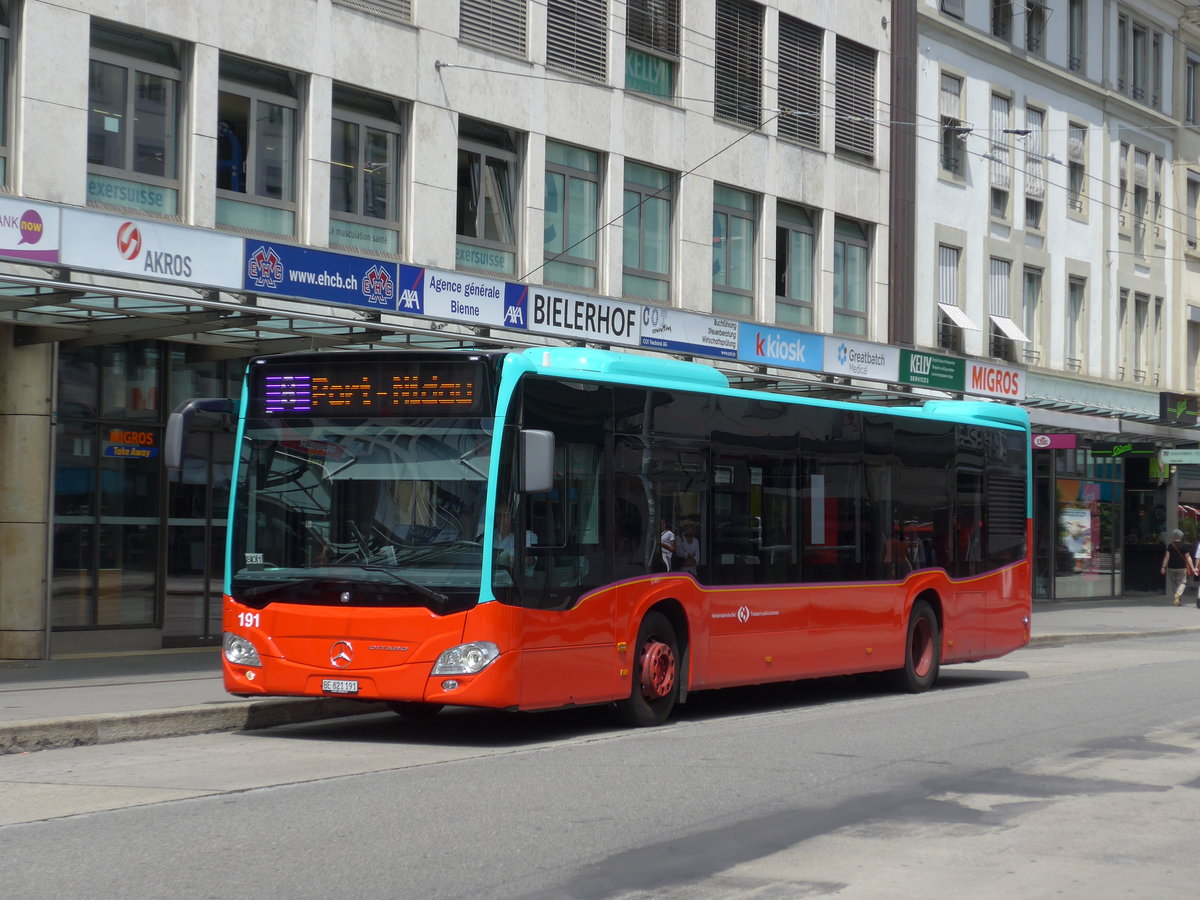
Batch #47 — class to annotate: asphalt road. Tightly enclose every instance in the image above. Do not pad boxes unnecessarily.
[3,633,1200,899]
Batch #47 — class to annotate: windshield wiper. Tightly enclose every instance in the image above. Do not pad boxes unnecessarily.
[354,564,450,609]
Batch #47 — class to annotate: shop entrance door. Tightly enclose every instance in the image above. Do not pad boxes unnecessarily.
[164,430,233,645]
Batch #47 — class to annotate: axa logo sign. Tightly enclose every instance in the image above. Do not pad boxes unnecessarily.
[503,283,529,329]
[247,245,284,289]
[738,324,821,371]
[115,220,194,277]
[397,265,424,314]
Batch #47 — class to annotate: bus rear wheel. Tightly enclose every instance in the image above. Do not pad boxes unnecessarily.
[889,600,940,693]
[386,701,444,719]
[616,611,680,727]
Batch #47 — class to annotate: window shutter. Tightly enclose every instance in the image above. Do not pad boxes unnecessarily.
[777,15,822,146]
[1068,124,1086,162]
[714,0,763,128]
[1133,149,1149,187]
[461,0,528,59]
[333,0,411,23]
[989,257,1011,317]
[939,74,961,118]
[939,245,959,306]
[627,0,678,55]
[1024,108,1045,200]
[547,0,608,82]
[834,36,876,160]
[989,94,1010,189]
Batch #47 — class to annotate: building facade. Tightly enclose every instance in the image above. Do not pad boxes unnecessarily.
[916,0,1200,601]
[0,0,894,658]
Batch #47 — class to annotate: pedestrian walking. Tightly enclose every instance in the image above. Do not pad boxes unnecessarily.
[1161,529,1195,607]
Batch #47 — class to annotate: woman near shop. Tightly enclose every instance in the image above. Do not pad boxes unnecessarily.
[1161,529,1195,607]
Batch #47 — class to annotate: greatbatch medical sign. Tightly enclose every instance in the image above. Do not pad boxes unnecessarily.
[0,196,60,263]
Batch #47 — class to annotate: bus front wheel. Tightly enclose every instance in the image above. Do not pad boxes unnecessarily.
[889,600,941,693]
[616,611,680,727]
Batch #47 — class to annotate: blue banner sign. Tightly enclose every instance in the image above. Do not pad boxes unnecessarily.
[244,242,400,312]
[736,323,823,371]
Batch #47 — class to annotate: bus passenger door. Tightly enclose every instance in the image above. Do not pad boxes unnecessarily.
[514,379,616,708]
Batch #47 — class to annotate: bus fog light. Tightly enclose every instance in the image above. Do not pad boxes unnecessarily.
[432,641,499,675]
[224,632,262,667]
[442,680,460,691]
[245,670,256,681]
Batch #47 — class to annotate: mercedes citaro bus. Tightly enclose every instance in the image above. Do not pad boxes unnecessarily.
[166,346,1031,726]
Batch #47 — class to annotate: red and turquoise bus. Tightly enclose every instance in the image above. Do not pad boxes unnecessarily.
[167,346,1031,726]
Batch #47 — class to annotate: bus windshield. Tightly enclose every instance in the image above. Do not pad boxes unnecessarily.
[230,416,493,612]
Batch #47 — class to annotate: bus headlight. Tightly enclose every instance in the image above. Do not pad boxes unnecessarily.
[432,641,500,675]
[224,632,262,667]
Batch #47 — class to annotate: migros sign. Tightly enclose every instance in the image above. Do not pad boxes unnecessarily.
[966,361,1024,400]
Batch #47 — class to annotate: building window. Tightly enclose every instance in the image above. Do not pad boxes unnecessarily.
[626,0,678,99]
[547,0,607,83]
[456,118,520,276]
[1191,321,1200,392]
[833,216,869,336]
[1187,174,1200,250]
[0,4,8,185]
[834,37,876,162]
[938,244,976,354]
[712,185,756,317]
[989,94,1011,220]
[991,0,1012,42]
[778,15,821,148]
[776,203,815,327]
[460,0,528,59]
[623,161,673,302]
[544,140,600,290]
[1022,267,1042,365]
[329,86,403,255]
[989,257,1021,362]
[1118,288,1130,378]
[939,73,964,176]
[941,0,964,20]
[1067,122,1087,214]
[217,57,298,236]
[1117,13,1162,108]
[1133,148,1149,258]
[714,0,763,128]
[332,0,411,23]
[1026,2,1046,55]
[1068,0,1085,73]
[1188,53,1200,125]
[1024,106,1045,230]
[88,24,181,217]
[1133,292,1150,382]
[1067,275,1086,369]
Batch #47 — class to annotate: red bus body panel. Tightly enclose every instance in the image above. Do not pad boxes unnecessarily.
[223,548,1031,711]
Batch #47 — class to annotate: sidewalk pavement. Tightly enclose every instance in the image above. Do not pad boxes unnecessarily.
[3,596,1199,755]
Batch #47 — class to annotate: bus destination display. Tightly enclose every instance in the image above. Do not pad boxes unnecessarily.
[255,362,484,416]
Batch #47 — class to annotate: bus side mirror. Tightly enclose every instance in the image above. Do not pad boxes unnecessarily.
[519,429,554,494]
[165,398,235,472]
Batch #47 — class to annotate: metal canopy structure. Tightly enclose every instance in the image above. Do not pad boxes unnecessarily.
[0,271,527,361]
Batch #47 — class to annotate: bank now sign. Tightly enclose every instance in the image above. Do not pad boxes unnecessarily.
[965,360,1024,400]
